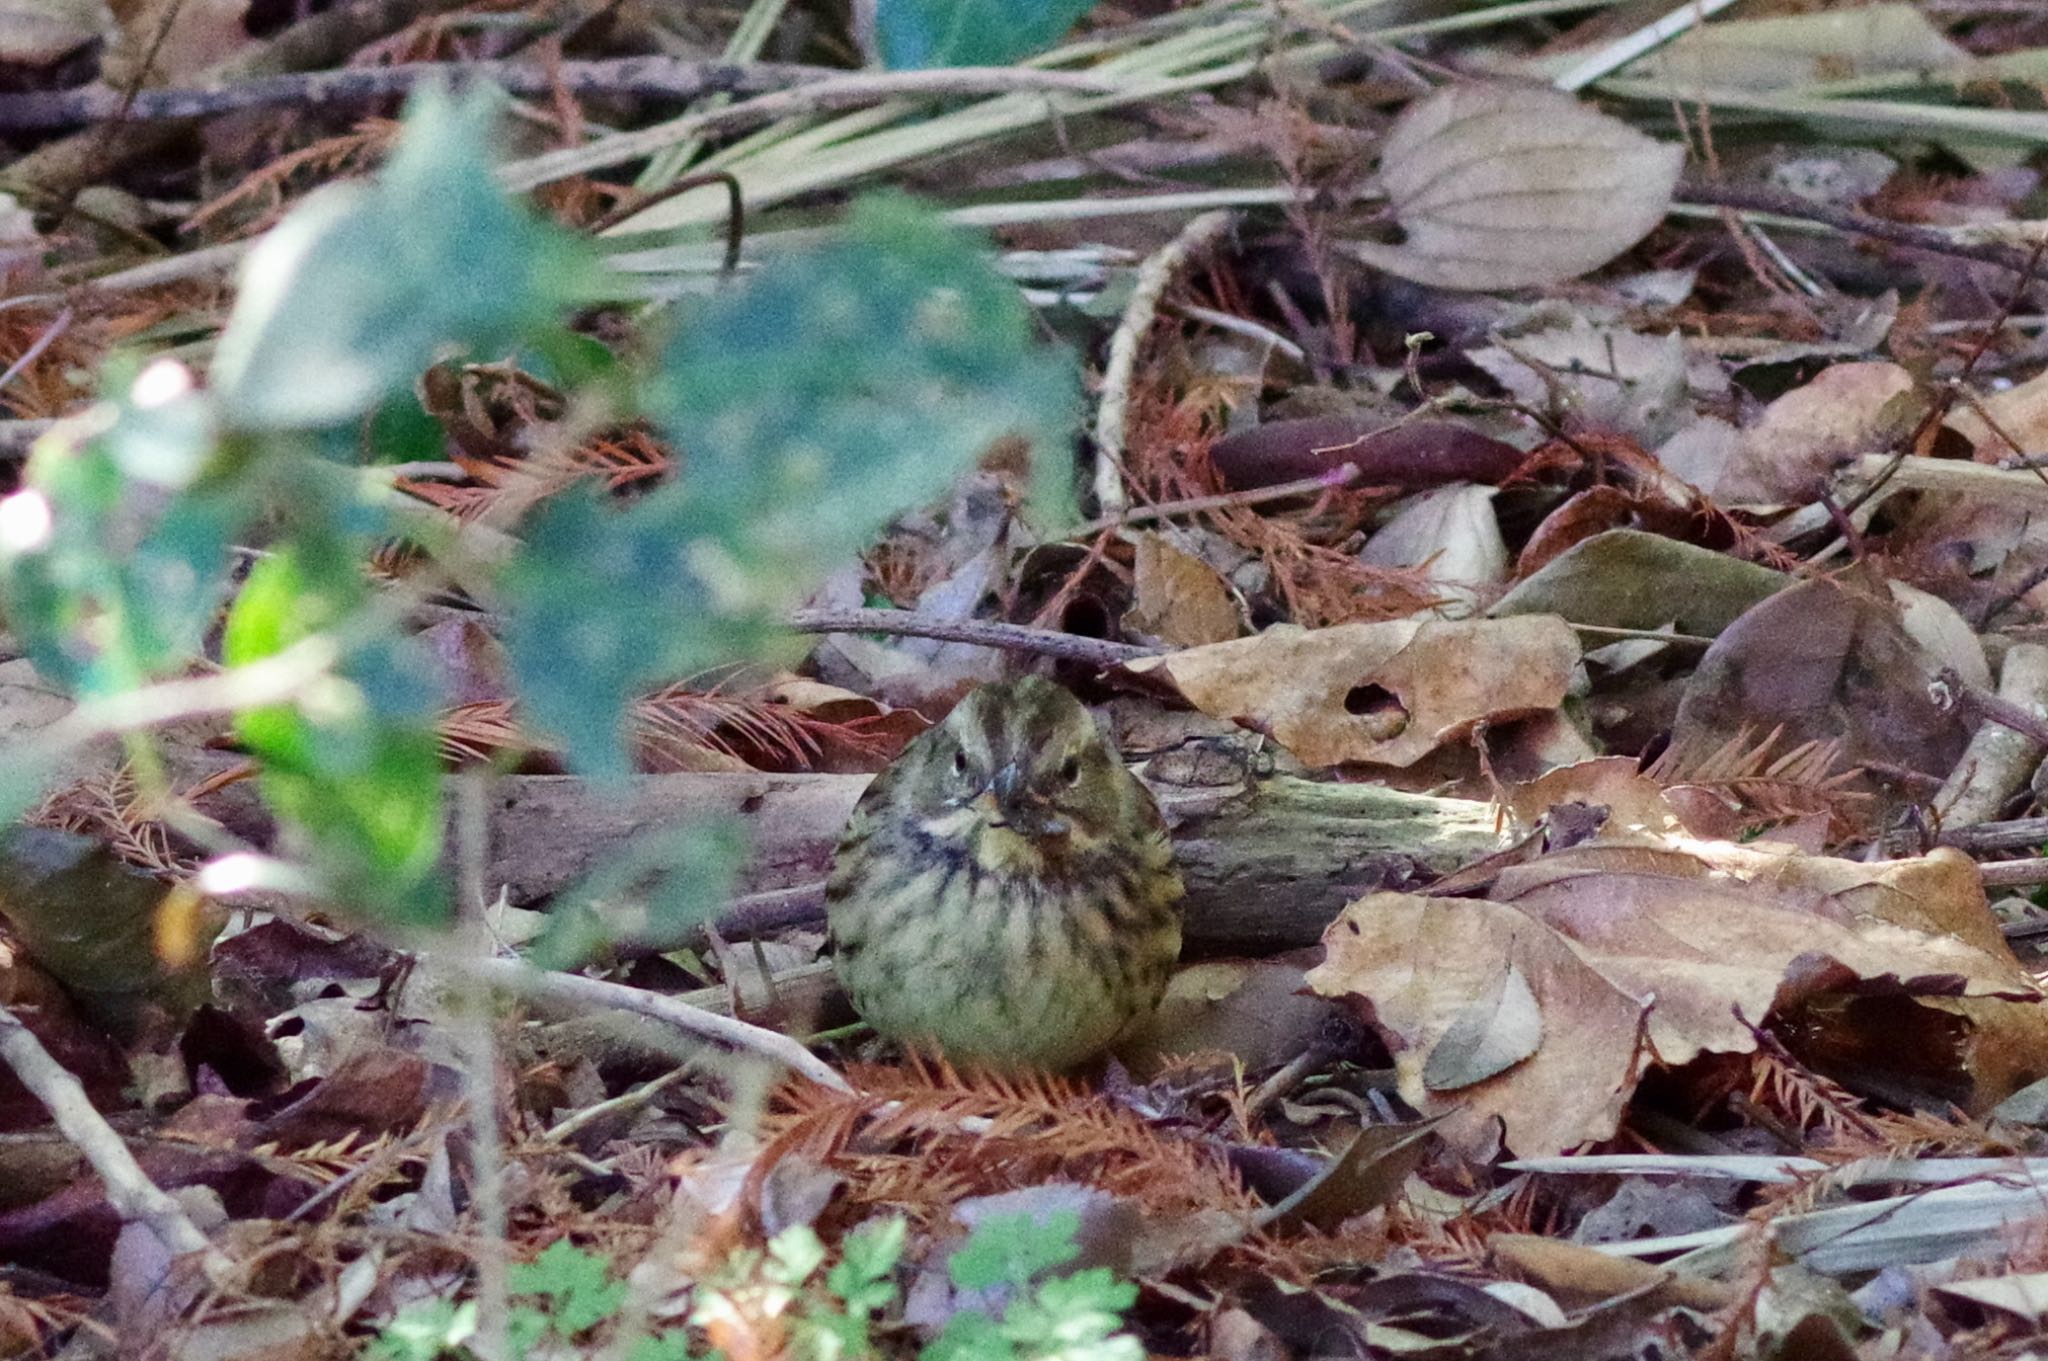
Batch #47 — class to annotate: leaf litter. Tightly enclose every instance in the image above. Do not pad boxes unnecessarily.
[10,0,2048,1358]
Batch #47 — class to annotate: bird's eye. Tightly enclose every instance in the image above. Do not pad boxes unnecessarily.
[952,750,969,777]
[1059,755,1082,784]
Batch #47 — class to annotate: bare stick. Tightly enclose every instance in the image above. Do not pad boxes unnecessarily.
[0,1004,233,1278]
[0,60,1117,133]
[787,608,1158,666]
[1076,462,1358,534]
[460,954,854,1094]
[1935,645,2048,829]
[1092,209,1238,513]
[1676,183,2040,277]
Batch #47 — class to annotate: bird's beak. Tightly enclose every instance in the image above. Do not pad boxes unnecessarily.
[977,762,1069,840]
[991,761,1025,805]
[971,762,1025,828]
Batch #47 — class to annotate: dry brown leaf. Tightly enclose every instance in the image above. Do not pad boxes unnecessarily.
[1626,3,1969,90]
[104,0,250,86]
[1310,843,2038,1156]
[1342,83,1683,291]
[0,0,107,63]
[1671,574,1970,783]
[1123,532,1245,647]
[1132,615,1580,769]
[1308,892,1644,1158]
[1499,756,1683,839]
[1120,958,1343,1077]
[1356,484,1507,619]
[1712,362,1917,505]
[1947,366,2048,463]
[1491,845,2034,1064]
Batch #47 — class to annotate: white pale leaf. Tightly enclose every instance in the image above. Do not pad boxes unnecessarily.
[1345,83,1684,291]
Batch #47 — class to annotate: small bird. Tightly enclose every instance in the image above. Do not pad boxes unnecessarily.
[826,676,1184,1071]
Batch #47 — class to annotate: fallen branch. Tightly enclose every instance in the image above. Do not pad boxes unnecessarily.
[456,954,854,1094]
[485,768,1505,952]
[0,1004,233,1280]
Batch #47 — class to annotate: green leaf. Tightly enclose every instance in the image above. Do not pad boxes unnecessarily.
[499,483,778,780]
[627,1331,709,1361]
[531,817,748,969]
[947,1212,1082,1293]
[1004,1271,1139,1358]
[366,1298,477,1361]
[875,0,1099,68]
[0,377,250,694]
[505,196,1073,779]
[211,83,601,431]
[223,549,447,920]
[510,1239,629,1336]
[924,1311,1011,1361]
[643,192,1077,598]
[766,1225,829,1287]
[830,1217,907,1315]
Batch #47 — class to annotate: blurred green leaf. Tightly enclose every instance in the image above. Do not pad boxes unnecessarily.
[500,484,779,780]
[948,1212,1081,1292]
[210,83,602,431]
[0,379,251,694]
[875,0,1099,68]
[223,549,447,921]
[645,193,1078,581]
[507,197,1073,778]
[531,816,747,968]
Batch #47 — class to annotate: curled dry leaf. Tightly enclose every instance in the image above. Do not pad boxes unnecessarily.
[1707,361,1918,506]
[1671,573,1977,783]
[1129,615,1579,769]
[1310,843,2040,1157]
[1357,484,1507,619]
[1947,366,2048,463]
[1344,83,1684,291]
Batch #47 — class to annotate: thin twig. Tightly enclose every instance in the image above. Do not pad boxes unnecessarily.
[1675,182,2041,276]
[0,1004,233,1279]
[461,955,854,1094]
[1093,208,1238,513]
[0,58,855,131]
[787,608,1159,666]
[1075,462,1359,534]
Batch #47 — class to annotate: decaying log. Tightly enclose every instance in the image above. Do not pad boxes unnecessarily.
[486,769,1505,953]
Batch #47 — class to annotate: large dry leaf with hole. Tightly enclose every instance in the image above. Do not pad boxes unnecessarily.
[1129,615,1579,769]
[1342,83,1683,291]
[1310,844,2039,1156]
